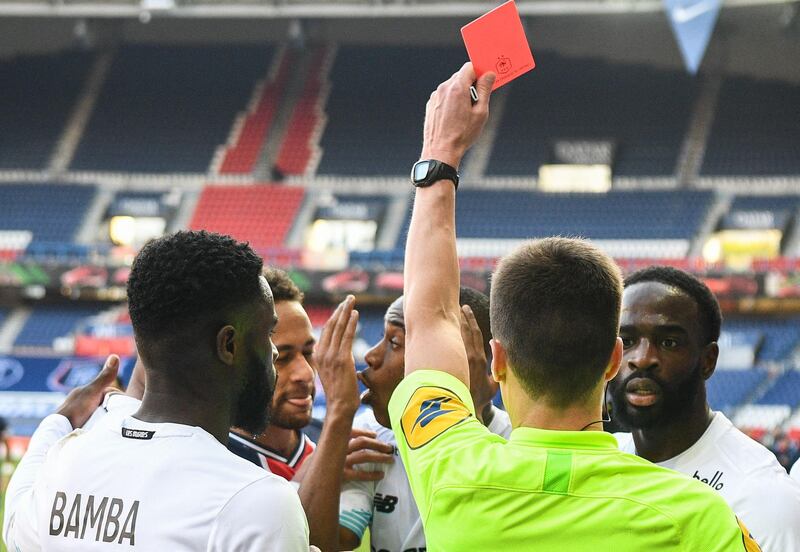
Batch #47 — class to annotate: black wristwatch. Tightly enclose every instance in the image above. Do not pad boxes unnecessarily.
[411,159,459,189]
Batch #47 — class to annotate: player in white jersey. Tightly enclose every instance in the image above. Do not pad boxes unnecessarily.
[336,288,512,551]
[792,458,800,482]
[4,231,310,551]
[608,265,800,552]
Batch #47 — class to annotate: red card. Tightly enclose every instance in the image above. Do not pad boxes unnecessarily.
[461,0,536,90]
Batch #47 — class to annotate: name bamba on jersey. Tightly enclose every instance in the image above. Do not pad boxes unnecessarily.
[49,491,139,545]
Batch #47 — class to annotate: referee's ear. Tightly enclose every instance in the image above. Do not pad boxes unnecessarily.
[490,338,507,383]
[603,337,623,383]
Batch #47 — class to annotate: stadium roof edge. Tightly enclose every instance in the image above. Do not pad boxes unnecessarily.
[0,0,792,19]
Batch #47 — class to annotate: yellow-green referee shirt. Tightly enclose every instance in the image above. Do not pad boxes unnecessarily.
[388,370,761,551]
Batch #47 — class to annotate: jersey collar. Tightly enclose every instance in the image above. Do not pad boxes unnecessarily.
[510,427,619,450]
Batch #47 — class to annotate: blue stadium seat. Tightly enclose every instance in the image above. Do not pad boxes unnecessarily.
[707,370,766,411]
[71,44,274,173]
[487,52,697,177]
[15,306,102,348]
[317,45,466,176]
[723,318,800,363]
[702,77,800,175]
[757,371,800,407]
[0,183,96,244]
[0,51,93,169]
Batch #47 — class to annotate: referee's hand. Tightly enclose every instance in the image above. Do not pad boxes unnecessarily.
[56,355,120,429]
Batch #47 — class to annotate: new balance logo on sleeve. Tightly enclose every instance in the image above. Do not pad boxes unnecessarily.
[373,494,398,514]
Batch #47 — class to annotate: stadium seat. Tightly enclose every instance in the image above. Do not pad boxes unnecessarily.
[275,47,330,176]
[189,184,305,250]
[0,50,93,169]
[723,318,800,363]
[71,44,274,173]
[317,45,467,175]
[487,52,697,177]
[702,77,800,175]
[0,183,96,244]
[757,371,800,408]
[706,370,766,412]
[14,306,103,348]
[218,49,292,175]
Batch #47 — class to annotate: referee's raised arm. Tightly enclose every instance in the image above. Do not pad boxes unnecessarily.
[403,63,495,385]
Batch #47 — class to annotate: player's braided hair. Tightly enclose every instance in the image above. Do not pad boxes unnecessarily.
[128,230,264,337]
[625,265,722,344]
[264,268,304,303]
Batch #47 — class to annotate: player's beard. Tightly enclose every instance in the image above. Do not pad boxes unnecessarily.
[610,362,703,431]
[233,355,276,435]
[269,383,315,430]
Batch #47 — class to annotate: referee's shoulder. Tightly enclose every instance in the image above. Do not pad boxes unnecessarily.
[610,452,742,544]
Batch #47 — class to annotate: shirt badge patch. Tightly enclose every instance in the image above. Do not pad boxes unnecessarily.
[737,517,762,552]
[400,386,471,449]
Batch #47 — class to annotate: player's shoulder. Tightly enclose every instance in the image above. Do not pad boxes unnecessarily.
[353,409,395,444]
[708,413,786,477]
[213,473,308,549]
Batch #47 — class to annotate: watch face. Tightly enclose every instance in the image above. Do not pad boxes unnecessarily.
[413,161,431,182]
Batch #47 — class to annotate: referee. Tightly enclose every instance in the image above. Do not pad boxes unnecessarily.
[390,62,761,551]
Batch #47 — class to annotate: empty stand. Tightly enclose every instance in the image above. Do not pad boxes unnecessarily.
[0,184,96,244]
[723,318,800,363]
[218,49,291,175]
[71,44,274,173]
[317,45,466,175]
[757,371,800,407]
[487,52,697,177]
[275,47,330,176]
[189,184,304,250]
[702,77,800,175]
[706,370,766,412]
[14,306,101,348]
[0,50,93,170]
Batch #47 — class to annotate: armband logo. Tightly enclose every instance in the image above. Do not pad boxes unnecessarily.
[737,516,762,552]
[400,386,471,449]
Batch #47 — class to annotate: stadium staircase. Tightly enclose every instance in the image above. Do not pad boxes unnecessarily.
[675,72,723,187]
[49,50,116,174]
[0,308,29,354]
[275,45,335,178]
[214,47,292,176]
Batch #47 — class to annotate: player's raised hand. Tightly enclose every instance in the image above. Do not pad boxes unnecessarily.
[460,305,493,423]
[343,428,394,482]
[420,62,496,169]
[56,355,120,429]
[315,295,361,418]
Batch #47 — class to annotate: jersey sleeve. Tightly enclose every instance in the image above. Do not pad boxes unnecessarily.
[208,476,309,552]
[680,490,763,552]
[388,370,496,520]
[3,414,73,552]
[731,472,800,551]
[338,478,375,542]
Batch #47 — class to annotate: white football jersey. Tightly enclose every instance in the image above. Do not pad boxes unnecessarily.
[616,412,800,552]
[5,402,309,551]
[792,458,799,483]
[339,406,511,551]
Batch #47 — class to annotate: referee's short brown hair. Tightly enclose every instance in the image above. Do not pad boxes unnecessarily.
[490,237,622,408]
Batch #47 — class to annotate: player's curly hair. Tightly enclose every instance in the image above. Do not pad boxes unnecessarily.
[127,230,264,338]
[264,268,304,303]
[625,266,722,344]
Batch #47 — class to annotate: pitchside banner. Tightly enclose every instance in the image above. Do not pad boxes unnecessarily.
[0,356,135,393]
[664,0,721,74]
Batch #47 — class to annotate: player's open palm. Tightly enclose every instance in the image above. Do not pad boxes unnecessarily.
[315,295,361,418]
